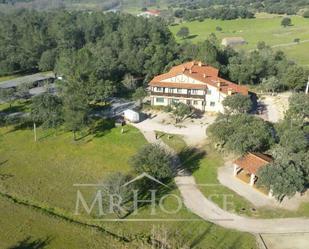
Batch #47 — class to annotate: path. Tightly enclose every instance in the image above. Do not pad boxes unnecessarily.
[175,176,309,234]
[259,92,291,123]
[271,39,309,49]
[134,127,309,234]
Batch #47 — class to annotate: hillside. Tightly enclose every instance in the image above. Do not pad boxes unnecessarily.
[170,14,309,67]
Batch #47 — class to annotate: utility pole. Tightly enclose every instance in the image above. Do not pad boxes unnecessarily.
[305,76,309,94]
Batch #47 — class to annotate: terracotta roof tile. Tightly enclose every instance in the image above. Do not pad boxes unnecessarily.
[233,152,273,175]
[149,61,248,95]
[149,81,207,90]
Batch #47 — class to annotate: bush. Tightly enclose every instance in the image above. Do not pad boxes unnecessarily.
[281,17,291,27]
[303,10,309,18]
[294,38,300,43]
[129,143,173,180]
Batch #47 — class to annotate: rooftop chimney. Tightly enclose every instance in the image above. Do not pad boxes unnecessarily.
[228,88,234,95]
[203,73,206,78]
[217,82,221,88]
[198,61,202,67]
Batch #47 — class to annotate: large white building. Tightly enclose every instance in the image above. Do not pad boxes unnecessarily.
[149,61,248,113]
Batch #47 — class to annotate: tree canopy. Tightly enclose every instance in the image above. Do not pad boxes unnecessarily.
[129,143,173,180]
[222,94,252,114]
[208,114,274,154]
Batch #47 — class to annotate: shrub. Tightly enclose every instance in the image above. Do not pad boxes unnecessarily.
[129,143,173,180]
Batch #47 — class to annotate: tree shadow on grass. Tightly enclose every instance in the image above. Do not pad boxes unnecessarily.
[177,147,206,174]
[0,160,13,181]
[8,236,52,249]
[0,100,30,115]
[187,34,198,40]
[121,177,176,218]
[189,223,214,248]
[90,118,115,138]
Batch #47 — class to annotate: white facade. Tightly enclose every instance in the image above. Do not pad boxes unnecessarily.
[150,74,227,113]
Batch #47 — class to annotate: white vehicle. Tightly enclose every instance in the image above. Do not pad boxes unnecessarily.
[123,109,140,123]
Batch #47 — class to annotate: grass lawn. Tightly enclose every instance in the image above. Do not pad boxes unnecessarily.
[156,131,187,153]
[0,196,128,249]
[193,144,309,218]
[169,15,309,67]
[0,116,257,248]
[0,74,23,83]
[0,124,147,212]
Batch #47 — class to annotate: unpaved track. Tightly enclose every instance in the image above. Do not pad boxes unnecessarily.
[175,176,309,234]
[134,127,309,234]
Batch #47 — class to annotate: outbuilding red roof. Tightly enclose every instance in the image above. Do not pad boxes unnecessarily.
[233,152,273,175]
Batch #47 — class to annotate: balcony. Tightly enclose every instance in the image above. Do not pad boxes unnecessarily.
[150,91,204,99]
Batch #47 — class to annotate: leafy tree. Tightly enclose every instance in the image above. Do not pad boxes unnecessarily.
[279,128,308,153]
[129,143,173,180]
[208,114,274,153]
[281,17,291,27]
[0,88,15,108]
[132,87,147,108]
[258,147,308,201]
[176,26,189,39]
[172,102,191,123]
[31,93,63,129]
[287,93,309,120]
[63,92,89,141]
[281,65,308,90]
[222,94,252,114]
[260,76,282,94]
[39,49,57,72]
[215,26,222,31]
[100,172,133,218]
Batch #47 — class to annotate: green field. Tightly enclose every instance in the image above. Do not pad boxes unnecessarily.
[0,111,257,248]
[169,15,309,67]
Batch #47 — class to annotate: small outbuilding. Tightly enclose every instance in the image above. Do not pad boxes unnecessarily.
[233,152,273,196]
[221,37,246,47]
[123,109,140,123]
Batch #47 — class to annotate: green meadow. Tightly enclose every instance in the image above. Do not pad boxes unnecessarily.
[0,103,256,248]
[169,15,309,67]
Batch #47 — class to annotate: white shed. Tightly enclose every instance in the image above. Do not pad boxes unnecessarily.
[123,109,140,123]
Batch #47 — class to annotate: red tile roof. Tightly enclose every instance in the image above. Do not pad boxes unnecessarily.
[145,10,160,15]
[149,81,207,90]
[233,152,273,175]
[149,61,248,95]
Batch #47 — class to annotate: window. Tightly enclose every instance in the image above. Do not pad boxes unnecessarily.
[177,88,182,93]
[156,87,162,92]
[207,89,212,95]
[168,88,174,93]
[156,98,164,103]
[192,89,198,94]
[193,100,198,105]
[210,101,215,107]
